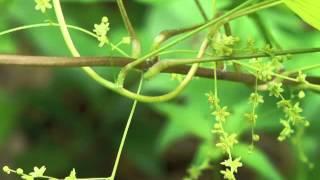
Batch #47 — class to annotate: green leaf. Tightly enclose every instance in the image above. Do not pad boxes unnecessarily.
[233,144,284,180]
[283,0,320,30]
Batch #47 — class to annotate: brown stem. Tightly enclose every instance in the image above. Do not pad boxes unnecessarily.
[0,54,319,87]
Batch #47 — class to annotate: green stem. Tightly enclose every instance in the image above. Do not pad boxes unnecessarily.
[0,22,129,57]
[110,76,143,180]
[116,0,141,58]
[116,0,261,87]
[51,0,209,103]
[144,47,320,78]
[194,0,209,21]
[285,64,320,75]
[151,24,202,50]
[230,0,282,20]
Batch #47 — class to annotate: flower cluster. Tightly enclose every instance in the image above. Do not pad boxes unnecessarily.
[245,91,264,148]
[254,61,274,81]
[266,81,309,141]
[207,91,242,180]
[268,82,284,98]
[277,100,309,141]
[251,54,287,82]
[93,16,110,47]
[2,165,77,180]
[34,0,52,13]
[220,157,243,180]
[212,35,240,56]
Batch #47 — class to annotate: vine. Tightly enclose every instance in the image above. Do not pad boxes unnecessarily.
[1,0,320,179]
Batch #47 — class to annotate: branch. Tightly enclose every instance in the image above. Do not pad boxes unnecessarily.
[144,47,320,78]
[116,0,141,58]
[0,54,319,87]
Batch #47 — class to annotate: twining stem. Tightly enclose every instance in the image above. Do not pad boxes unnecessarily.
[9,0,318,102]
[116,0,141,58]
[152,24,202,50]
[230,0,282,19]
[285,64,320,75]
[110,76,143,180]
[51,0,210,103]
[194,0,209,21]
[116,0,263,87]
[144,47,320,78]
[152,0,210,50]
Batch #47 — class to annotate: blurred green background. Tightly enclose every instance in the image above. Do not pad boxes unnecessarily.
[0,0,320,179]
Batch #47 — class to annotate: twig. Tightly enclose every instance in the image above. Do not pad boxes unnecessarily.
[194,0,209,21]
[116,0,141,58]
[0,54,319,87]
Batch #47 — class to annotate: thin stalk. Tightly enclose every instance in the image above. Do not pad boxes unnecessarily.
[116,0,141,58]
[194,0,209,21]
[110,76,143,180]
[152,24,202,50]
[0,22,129,57]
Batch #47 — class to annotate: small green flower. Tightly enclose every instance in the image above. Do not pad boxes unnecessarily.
[93,16,110,47]
[220,168,236,180]
[16,168,24,175]
[65,169,77,180]
[268,82,284,98]
[206,91,220,107]
[277,99,291,108]
[221,157,243,173]
[244,112,258,125]
[2,166,10,174]
[213,35,239,56]
[35,0,52,13]
[296,71,307,83]
[216,133,238,152]
[278,119,294,141]
[255,62,274,81]
[30,166,46,177]
[284,102,303,124]
[212,106,231,122]
[249,92,264,106]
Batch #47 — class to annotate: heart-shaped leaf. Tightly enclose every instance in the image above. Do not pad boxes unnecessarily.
[283,0,320,30]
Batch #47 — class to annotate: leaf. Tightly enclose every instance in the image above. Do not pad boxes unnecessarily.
[282,0,320,30]
[233,144,284,180]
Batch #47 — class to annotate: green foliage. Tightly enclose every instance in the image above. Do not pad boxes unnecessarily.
[283,0,320,30]
[1,0,320,180]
